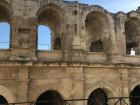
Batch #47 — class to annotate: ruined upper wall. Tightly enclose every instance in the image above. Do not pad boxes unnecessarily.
[0,0,140,63]
[1,0,139,29]
[4,0,140,21]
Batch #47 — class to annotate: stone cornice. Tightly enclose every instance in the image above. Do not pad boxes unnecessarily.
[0,61,140,68]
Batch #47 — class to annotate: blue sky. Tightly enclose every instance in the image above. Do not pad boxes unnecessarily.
[65,0,140,13]
[0,0,140,50]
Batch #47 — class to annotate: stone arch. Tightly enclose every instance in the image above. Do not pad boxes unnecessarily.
[81,5,116,53]
[0,0,13,49]
[83,8,115,53]
[28,84,72,102]
[82,5,115,28]
[38,0,67,26]
[0,0,13,24]
[40,0,68,14]
[129,80,140,92]
[84,81,117,105]
[37,2,67,50]
[0,86,17,103]
[129,80,140,105]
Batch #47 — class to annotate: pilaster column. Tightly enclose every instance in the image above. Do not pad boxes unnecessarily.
[18,67,30,104]
[120,68,130,105]
[115,12,126,63]
[72,67,85,105]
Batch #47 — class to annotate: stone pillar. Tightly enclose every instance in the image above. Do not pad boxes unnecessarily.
[115,12,126,63]
[72,67,84,105]
[9,15,37,61]
[120,69,130,105]
[18,67,30,104]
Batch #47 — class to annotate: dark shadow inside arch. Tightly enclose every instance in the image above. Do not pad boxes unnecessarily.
[88,88,108,105]
[85,11,109,52]
[53,37,61,50]
[130,86,140,105]
[36,90,63,105]
[90,40,104,52]
[0,95,8,104]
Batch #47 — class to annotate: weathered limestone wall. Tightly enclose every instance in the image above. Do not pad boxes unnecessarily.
[0,0,140,105]
[0,0,140,63]
[0,62,140,105]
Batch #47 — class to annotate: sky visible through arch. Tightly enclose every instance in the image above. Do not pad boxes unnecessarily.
[0,0,140,54]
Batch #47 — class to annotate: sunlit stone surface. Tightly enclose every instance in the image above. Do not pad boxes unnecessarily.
[0,0,140,105]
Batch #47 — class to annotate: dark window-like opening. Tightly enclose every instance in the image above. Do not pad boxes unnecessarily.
[88,88,108,105]
[130,86,140,105]
[90,40,104,52]
[38,25,51,50]
[125,18,140,55]
[0,22,10,49]
[126,43,139,55]
[0,95,8,104]
[36,90,63,105]
[53,37,61,50]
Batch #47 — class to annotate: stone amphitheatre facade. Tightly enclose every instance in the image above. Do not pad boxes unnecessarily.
[0,0,140,105]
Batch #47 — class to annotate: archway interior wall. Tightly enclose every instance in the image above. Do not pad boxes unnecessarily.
[125,17,140,55]
[0,0,13,24]
[85,11,111,53]
[81,6,116,46]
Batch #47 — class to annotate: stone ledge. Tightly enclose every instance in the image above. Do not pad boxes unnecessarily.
[37,50,63,53]
[0,62,139,68]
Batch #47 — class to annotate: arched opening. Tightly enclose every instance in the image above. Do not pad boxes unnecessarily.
[130,86,140,105]
[0,95,8,104]
[88,88,108,105]
[85,11,109,53]
[38,25,51,50]
[125,18,140,55]
[36,90,63,105]
[37,4,65,50]
[0,2,11,49]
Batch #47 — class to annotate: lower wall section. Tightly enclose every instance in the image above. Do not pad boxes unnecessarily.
[0,64,140,105]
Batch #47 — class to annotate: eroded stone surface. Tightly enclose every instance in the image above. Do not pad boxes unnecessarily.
[0,0,140,105]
